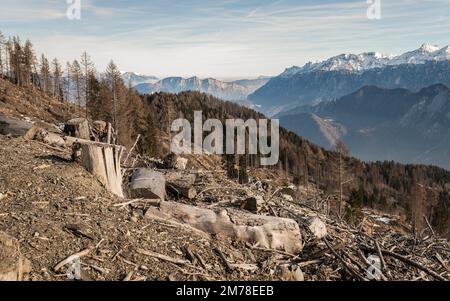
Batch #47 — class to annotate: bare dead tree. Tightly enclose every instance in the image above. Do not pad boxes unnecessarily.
[335,139,350,218]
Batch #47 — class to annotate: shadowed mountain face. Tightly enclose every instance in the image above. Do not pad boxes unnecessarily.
[278,84,450,170]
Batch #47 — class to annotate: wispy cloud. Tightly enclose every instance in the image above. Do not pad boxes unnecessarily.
[1,0,449,77]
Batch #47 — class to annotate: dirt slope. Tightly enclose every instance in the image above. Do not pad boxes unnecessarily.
[0,136,280,281]
[0,78,75,123]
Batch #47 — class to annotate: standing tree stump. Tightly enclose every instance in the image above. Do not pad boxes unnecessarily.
[0,232,31,281]
[80,142,125,198]
[64,118,90,140]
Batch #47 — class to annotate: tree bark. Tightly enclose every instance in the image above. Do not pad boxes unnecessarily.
[166,172,197,199]
[64,118,90,140]
[145,201,303,253]
[80,143,124,197]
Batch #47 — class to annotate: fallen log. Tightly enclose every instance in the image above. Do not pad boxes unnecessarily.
[166,172,197,199]
[0,232,31,281]
[145,201,303,253]
[24,121,62,140]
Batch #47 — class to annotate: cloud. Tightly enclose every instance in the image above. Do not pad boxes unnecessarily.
[1,0,450,77]
[0,0,66,21]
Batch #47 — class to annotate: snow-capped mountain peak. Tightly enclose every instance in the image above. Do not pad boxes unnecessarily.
[418,43,440,53]
[281,44,450,77]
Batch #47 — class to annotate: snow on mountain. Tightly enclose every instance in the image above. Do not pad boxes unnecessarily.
[121,72,159,86]
[280,43,450,77]
[134,76,269,102]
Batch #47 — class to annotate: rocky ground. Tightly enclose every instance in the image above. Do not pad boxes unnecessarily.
[1,133,449,281]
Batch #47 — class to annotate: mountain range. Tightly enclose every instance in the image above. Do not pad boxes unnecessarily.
[121,72,159,86]
[277,84,450,170]
[121,44,450,170]
[132,76,270,103]
[249,44,450,116]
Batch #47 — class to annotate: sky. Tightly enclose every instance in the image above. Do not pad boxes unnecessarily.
[1,0,450,79]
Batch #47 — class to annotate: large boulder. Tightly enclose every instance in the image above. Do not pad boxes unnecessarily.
[130,168,166,201]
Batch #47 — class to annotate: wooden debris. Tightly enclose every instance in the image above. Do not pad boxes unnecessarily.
[80,142,124,198]
[360,245,447,281]
[214,247,234,273]
[122,134,141,168]
[54,247,93,272]
[0,232,31,281]
[145,201,303,253]
[64,118,90,140]
[166,172,197,199]
[324,238,368,281]
[135,248,192,266]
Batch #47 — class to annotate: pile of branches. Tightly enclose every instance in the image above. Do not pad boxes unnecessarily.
[266,194,450,281]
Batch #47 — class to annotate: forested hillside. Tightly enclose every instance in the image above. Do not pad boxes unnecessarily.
[140,91,449,235]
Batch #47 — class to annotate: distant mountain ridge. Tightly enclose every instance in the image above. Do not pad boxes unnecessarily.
[121,72,159,86]
[134,76,270,102]
[281,43,450,76]
[278,84,450,170]
[249,44,450,116]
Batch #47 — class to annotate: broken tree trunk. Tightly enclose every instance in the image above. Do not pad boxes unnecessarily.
[79,141,124,198]
[0,232,31,281]
[64,118,90,140]
[166,172,197,199]
[145,201,303,253]
[130,169,166,201]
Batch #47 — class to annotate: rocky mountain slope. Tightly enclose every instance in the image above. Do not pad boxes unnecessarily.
[277,84,450,170]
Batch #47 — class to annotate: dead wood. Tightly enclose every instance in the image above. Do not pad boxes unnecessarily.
[214,247,234,273]
[64,118,90,140]
[360,245,447,281]
[166,172,197,199]
[54,247,93,272]
[80,143,124,197]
